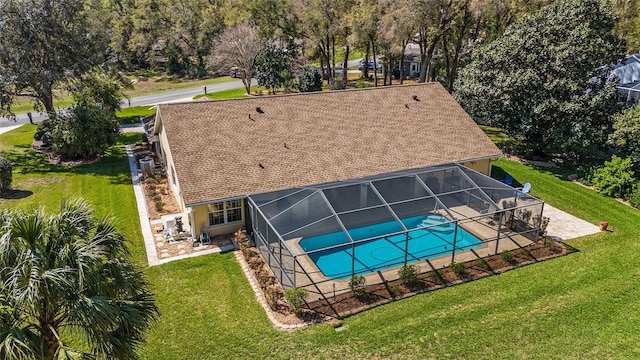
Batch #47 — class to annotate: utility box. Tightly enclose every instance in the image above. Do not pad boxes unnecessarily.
[140,157,155,175]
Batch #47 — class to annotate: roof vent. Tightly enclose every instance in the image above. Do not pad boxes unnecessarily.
[249,114,255,121]
[256,107,264,114]
[404,104,410,109]
[284,142,290,150]
[412,95,420,101]
[259,163,265,169]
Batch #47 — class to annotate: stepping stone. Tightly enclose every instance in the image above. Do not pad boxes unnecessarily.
[159,253,170,258]
[160,249,169,253]
[178,250,186,255]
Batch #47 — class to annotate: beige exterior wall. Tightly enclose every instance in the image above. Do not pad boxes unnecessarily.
[191,202,245,238]
[157,117,186,212]
[460,158,492,175]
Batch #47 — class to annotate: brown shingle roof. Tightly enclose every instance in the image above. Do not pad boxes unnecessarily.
[158,83,501,206]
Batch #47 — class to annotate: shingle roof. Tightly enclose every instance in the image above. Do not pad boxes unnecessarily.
[157,83,501,206]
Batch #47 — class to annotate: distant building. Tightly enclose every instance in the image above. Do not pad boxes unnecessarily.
[612,53,640,103]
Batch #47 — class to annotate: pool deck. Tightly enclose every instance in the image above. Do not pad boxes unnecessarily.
[284,204,601,298]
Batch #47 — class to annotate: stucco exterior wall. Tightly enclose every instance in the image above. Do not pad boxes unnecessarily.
[157,117,185,212]
[191,203,245,238]
[460,158,492,175]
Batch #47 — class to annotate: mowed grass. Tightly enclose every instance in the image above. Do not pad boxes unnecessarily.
[6,76,237,115]
[194,87,252,100]
[0,126,147,264]
[2,126,640,359]
[116,106,158,124]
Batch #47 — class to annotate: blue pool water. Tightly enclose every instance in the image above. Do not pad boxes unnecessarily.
[298,214,483,279]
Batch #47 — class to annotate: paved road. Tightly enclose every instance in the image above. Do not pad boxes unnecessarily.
[0,78,254,129]
[0,60,367,130]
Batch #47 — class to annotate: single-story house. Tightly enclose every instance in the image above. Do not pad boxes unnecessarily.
[613,53,640,103]
[395,44,422,79]
[153,83,503,240]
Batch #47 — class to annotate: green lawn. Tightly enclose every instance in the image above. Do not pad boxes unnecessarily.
[7,76,236,115]
[2,126,640,359]
[116,106,158,124]
[194,87,249,101]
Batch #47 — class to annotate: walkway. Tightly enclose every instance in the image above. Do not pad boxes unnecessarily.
[542,203,600,241]
[125,140,235,266]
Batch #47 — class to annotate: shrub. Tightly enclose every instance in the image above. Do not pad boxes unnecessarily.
[449,261,467,277]
[154,200,163,211]
[519,248,532,258]
[50,105,120,160]
[475,258,490,270]
[284,287,308,314]
[387,284,402,297]
[576,164,598,186]
[151,194,161,202]
[0,156,12,194]
[545,238,560,253]
[592,155,635,199]
[500,250,515,264]
[428,269,445,284]
[355,78,371,88]
[349,275,367,298]
[297,66,323,92]
[398,264,420,288]
[628,186,640,209]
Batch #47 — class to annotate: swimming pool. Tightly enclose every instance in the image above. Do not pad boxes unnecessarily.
[298,214,483,279]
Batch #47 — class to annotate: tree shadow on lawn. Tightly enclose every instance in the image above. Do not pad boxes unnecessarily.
[1,189,33,199]
[492,162,578,186]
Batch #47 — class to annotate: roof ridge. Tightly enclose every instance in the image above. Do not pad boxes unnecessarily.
[158,82,442,107]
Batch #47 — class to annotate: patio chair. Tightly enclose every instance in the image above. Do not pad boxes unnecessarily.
[515,182,531,198]
[501,174,514,186]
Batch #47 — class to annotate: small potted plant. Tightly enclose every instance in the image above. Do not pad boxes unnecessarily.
[599,221,609,231]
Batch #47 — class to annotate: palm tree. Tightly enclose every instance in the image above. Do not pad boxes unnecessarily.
[0,198,159,360]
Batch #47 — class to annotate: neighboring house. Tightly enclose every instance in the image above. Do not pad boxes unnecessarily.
[153,83,502,239]
[396,43,422,79]
[151,40,168,64]
[612,53,640,103]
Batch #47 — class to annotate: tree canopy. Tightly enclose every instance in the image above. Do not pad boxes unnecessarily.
[455,0,626,157]
[609,102,640,166]
[209,24,262,94]
[298,66,323,92]
[255,43,292,94]
[0,0,109,114]
[0,198,159,360]
[49,105,121,160]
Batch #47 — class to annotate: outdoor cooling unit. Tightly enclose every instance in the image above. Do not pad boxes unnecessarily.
[140,157,155,175]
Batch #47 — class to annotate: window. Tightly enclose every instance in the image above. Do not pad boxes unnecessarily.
[208,200,243,226]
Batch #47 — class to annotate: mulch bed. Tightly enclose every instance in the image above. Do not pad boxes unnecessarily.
[303,241,572,320]
[32,139,101,166]
[240,238,573,327]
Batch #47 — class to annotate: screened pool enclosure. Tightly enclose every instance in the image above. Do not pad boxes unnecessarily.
[247,163,545,299]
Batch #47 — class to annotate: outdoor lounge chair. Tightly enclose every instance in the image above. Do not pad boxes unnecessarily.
[501,174,514,185]
[515,182,531,198]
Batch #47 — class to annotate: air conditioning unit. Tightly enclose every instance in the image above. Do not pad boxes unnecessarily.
[139,157,155,175]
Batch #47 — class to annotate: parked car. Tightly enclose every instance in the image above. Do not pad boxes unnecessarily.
[230,66,238,78]
[359,59,382,72]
